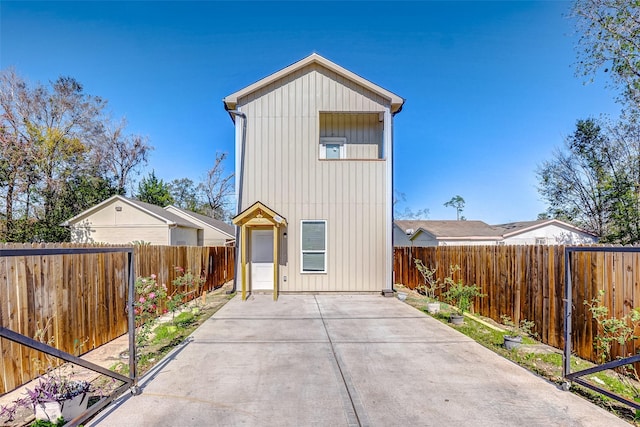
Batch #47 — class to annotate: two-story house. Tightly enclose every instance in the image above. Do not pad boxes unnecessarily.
[225,53,404,299]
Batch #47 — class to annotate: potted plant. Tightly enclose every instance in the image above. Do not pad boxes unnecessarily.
[443,266,485,325]
[0,319,94,426]
[413,258,444,314]
[0,375,93,424]
[30,376,93,422]
[500,315,536,350]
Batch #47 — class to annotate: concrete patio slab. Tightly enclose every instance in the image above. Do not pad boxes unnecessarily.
[89,294,628,427]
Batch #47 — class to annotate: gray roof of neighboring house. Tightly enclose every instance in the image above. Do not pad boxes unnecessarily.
[165,206,235,237]
[494,219,597,237]
[127,199,199,228]
[395,220,502,239]
[394,218,597,241]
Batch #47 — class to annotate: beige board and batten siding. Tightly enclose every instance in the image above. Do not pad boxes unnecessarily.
[237,63,391,292]
[69,198,170,245]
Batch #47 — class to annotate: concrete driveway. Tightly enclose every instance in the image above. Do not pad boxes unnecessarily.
[89,294,627,426]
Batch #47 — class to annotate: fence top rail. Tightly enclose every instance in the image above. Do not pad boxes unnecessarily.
[0,247,134,257]
[565,246,640,254]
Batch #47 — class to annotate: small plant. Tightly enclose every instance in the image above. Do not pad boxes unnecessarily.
[0,319,94,423]
[172,267,206,309]
[27,377,92,404]
[585,290,640,363]
[413,258,443,301]
[134,274,168,346]
[443,265,485,315]
[30,418,65,427]
[501,315,537,338]
[585,290,640,401]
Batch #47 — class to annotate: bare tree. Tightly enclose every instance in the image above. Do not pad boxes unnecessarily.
[198,152,234,220]
[99,118,152,194]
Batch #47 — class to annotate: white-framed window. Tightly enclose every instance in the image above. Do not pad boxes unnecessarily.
[301,220,326,273]
[319,137,346,159]
[535,237,547,245]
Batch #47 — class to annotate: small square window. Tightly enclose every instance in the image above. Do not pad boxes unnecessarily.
[319,137,346,159]
[535,237,546,245]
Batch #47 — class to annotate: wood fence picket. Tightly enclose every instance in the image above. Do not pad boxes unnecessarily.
[0,243,234,394]
[394,245,640,364]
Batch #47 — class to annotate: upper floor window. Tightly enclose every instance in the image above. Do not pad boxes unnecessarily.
[319,137,346,159]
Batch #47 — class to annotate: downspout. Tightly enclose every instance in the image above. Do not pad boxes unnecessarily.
[226,109,247,294]
[389,107,402,293]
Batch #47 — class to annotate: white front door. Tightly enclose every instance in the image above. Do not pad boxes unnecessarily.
[251,229,274,291]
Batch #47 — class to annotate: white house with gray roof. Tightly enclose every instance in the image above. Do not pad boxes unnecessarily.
[63,195,233,246]
[394,219,597,247]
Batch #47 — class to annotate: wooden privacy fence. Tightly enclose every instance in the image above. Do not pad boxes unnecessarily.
[0,243,235,395]
[394,246,640,363]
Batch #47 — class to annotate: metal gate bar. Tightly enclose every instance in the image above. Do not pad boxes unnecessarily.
[0,246,138,427]
[563,246,640,411]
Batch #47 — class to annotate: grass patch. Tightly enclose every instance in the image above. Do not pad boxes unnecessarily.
[174,311,196,328]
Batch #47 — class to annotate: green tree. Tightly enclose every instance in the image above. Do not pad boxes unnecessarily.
[0,69,153,242]
[136,170,174,207]
[36,175,120,242]
[169,178,202,212]
[572,0,640,108]
[537,115,640,243]
[444,195,465,220]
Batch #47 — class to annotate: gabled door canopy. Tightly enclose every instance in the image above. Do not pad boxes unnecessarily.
[233,201,287,228]
[233,202,287,301]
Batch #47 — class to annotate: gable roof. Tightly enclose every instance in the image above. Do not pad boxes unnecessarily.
[232,201,287,227]
[223,53,405,114]
[395,220,502,241]
[494,219,597,238]
[61,195,199,228]
[165,205,235,237]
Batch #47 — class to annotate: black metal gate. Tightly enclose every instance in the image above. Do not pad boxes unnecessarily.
[563,246,640,410]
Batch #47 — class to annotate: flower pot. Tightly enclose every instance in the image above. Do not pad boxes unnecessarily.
[449,314,464,325]
[397,292,407,301]
[34,393,89,422]
[35,401,62,422]
[503,335,523,350]
[426,302,440,314]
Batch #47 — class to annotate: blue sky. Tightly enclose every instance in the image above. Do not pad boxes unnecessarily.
[0,1,622,223]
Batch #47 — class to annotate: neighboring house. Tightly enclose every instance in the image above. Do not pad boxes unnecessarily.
[165,205,235,246]
[495,219,597,245]
[225,53,404,299]
[394,219,598,247]
[63,195,233,246]
[394,220,502,247]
